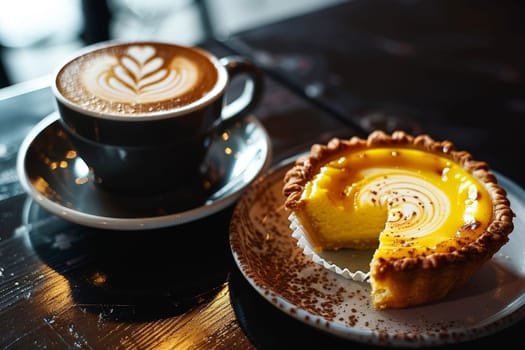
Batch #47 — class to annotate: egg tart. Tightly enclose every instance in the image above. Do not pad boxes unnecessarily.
[283,130,515,309]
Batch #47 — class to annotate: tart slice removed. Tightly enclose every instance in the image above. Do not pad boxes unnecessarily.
[283,130,515,309]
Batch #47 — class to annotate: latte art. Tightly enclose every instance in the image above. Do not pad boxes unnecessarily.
[84,46,199,104]
[56,42,219,115]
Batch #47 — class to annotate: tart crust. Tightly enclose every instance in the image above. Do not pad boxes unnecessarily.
[283,130,515,309]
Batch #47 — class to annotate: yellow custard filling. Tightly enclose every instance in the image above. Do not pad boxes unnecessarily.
[298,147,493,258]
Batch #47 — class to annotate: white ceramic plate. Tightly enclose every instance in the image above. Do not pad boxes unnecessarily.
[17,112,272,230]
[229,156,525,347]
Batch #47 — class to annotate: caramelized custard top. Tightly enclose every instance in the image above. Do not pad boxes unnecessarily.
[303,147,492,258]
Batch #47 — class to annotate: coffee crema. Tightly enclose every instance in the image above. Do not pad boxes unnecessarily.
[56,42,219,115]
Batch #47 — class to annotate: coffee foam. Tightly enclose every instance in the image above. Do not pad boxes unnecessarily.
[56,43,219,115]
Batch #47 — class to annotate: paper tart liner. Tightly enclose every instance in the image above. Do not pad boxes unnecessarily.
[288,213,372,283]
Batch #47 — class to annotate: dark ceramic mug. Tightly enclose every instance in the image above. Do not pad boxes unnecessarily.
[52,41,263,194]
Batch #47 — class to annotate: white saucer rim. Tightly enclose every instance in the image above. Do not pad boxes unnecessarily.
[17,112,272,230]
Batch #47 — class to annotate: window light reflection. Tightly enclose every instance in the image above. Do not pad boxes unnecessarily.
[73,157,89,177]
[228,124,260,179]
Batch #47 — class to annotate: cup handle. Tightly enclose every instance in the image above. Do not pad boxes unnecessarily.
[219,56,264,122]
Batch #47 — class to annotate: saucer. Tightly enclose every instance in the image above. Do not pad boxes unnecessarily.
[229,156,525,347]
[17,112,272,230]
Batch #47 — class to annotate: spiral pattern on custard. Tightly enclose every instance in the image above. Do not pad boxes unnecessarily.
[82,45,199,104]
[356,171,450,238]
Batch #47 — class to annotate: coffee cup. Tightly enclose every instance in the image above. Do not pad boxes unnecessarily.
[52,41,263,194]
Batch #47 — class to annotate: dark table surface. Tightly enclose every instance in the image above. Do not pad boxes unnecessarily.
[1,0,525,348]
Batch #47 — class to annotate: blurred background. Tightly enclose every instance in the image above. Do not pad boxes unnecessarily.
[0,0,346,88]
